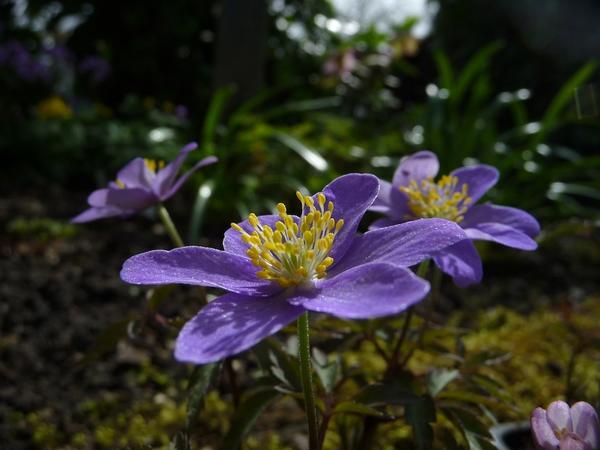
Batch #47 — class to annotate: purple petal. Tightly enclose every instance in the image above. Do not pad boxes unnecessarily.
[95,187,156,211]
[451,165,499,204]
[464,223,538,250]
[462,203,540,238]
[370,179,413,220]
[120,246,279,296]
[290,263,429,319]
[547,401,573,433]
[433,240,483,287]
[368,217,401,230]
[559,435,588,450]
[331,218,468,274]
[71,206,131,223]
[160,155,217,201]
[320,173,380,262]
[531,407,560,449]
[571,402,600,448]
[117,157,153,189]
[392,150,439,188]
[153,142,197,197]
[223,215,296,256]
[174,292,304,364]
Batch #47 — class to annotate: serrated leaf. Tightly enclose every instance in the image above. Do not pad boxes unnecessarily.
[221,388,280,450]
[427,369,459,397]
[405,395,436,450]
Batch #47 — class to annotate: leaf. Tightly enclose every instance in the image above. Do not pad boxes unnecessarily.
[221,388,280,450]
[312,348,341,394]
[333,401,394,419]
[185,362,221,431]
[427,369,459,397]
[201,86,235,154]
[274,132,329,172]
[253,339,302,391]
[354,382,420,406]
[168,432,188,450]
[187,179,215,244]
[405,395,436,450]
[147,285,175,312]
[443,406,495,450]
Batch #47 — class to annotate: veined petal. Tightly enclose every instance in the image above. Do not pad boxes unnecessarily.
[462,203,540,238]
[368,217,401,230]
[223,214,298,256]
[392,150,439,187]
[120,246,279,296]
[548,401,573,433]
[175,292,304,364]
[160,155,217,201]
[290,263,429,319]
[71,206,131,223]
[559,435,588,450]
[571,402,600,448]
[464,223,538,250]
[531,407,560,449]
[117,157,153,189]
[433,240,483,287]
[320,173,380,262]
[153,142,198,196]
[370,179,412,219]
[331,218,468,274]
[450,164,499,203]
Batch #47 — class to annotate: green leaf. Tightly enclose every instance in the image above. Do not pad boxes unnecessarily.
[187,179,215,244]
[201,85,235,154]
[333,401,394,419]
[405,395,436,450]
[427,369,459,397]
[168,432,188,450]
[221,388,280,450]
[185,363,221,431]
[355,382,420,406]
[253,339,302,391]
[312,348,340,394]
[274,132,329,172]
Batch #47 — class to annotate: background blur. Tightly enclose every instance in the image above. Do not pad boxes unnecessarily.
[1,0,600,449]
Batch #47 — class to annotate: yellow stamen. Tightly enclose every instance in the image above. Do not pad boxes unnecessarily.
[144,158,165,173]
[399,175,472,222]
[115,179,125,189]
[231,191,344,287]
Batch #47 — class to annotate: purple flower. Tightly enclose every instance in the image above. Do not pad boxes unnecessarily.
[531,401,600,450]
[369,151,540,287]
[79,55,110,83]
[120,173,470,364]
[72,143,217,223]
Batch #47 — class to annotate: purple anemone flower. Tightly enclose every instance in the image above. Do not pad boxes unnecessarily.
[72,142,217,223]
[369,151,540,287]
[120,173,471,364]
[531,401,600,450]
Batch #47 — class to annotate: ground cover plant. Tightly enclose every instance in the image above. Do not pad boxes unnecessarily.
[2,1,600,449]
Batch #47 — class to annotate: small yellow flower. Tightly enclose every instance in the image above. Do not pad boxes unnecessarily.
[36,96,72,120]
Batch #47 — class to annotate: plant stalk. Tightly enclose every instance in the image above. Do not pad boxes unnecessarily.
[157,204,185,247]
[298,312,319,450]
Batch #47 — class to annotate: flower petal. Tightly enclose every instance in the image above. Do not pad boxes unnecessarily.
[433,240,483,287]
[559,435,587,450]
[153,142,198,197]
[175,292,304,364]
[161,155,217,201]
[120,246,278,296]
[571,402,600,448]
[462,203,540,238]
[320,173,380,261]
[451,165,499,203]
[547,401,573,432]
[116,157,153,189]
[88,187,156,211]
[223,215,296,256]
[291,263,429,319]
[331,218,468,274]
[464,223,538,250]
[71,206,130,223]
[369,179,394,214]
[370,179,413,220]
[531,407,560,449]
[368,217,401,230]
[392,150,439,187]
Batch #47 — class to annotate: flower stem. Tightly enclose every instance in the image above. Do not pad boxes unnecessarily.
[298,312,319,450]
[157,204,185,247]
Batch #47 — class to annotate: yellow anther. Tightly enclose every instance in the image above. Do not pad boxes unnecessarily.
[400,175,472,222]
[230,189,344,287]
[115,179,125,189]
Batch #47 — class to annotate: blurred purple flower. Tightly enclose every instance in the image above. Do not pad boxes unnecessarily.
[369,151,540,287]
[72,143,217,223]
[0,40,51,82]
[531,401,600,450]
[79,55,110,83]
[323,48,358,79]
[174,104,189,121]
[120,173,470,364]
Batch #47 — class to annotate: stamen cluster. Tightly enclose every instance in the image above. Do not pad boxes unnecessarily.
[232,192,344,287]
[400,175,472,222]
[144,159,165,173]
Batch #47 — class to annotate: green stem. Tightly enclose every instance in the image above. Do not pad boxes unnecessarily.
[157,204,184,247]
[298,312,319,450]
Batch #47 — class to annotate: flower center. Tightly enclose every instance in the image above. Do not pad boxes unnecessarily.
[144,159,165,173]
[231,191,344,287]
[399,175,472,222]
